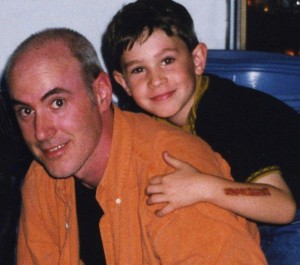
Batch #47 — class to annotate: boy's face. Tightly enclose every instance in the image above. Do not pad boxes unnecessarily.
[114,29,206,125]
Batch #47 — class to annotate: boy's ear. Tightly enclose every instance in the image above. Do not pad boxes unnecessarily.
[93,72,112,111]
[113,70,132,96]
[192,43,207,75]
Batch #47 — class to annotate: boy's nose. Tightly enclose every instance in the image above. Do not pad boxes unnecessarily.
[148,70,166,88]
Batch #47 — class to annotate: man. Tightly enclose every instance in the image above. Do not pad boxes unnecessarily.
[5,28,267,264]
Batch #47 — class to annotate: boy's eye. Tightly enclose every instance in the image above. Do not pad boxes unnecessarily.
[131,67,144,74]
[162,57,175,66]
[51,98,65,109]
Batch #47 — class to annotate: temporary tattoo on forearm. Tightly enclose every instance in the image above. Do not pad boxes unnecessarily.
[224,187,271,196]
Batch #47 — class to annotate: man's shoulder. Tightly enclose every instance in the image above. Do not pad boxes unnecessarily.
[141,201,266,264]
[123,109,205,147]
[116,106,191,139]
[114,106,224,173]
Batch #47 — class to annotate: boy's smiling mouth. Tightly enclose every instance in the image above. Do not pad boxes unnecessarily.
[150,90,175,102]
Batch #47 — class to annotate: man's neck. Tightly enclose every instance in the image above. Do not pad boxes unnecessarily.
[76,108,114,189]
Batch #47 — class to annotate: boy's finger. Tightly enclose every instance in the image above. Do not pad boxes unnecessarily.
[145,184,163,195]
[155,204,175,217]
[146,194,167,205]
[162,151,184,169]
[149,176,163,185]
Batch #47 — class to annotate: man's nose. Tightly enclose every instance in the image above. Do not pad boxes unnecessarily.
[34,113,56,142]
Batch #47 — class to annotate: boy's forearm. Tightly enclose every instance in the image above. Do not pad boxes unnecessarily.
[206,173,296,223]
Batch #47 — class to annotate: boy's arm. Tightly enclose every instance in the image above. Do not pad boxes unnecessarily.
[143,129,267,263]
[146,152,296,223]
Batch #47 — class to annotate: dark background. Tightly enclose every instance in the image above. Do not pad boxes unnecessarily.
[247,0,300,56]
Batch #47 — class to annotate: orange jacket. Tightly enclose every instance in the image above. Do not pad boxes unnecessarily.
[17,107,267,264]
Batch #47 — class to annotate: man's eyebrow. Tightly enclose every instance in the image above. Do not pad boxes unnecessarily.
[40,87,71,102]
[10,98,27,107]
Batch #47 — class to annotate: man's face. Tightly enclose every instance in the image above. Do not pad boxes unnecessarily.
[114,29,205,125]
[9,42,103,179]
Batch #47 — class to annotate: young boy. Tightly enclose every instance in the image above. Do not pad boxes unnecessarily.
[101,0,300,264]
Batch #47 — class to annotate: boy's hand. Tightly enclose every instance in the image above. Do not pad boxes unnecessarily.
[146,152,213,217]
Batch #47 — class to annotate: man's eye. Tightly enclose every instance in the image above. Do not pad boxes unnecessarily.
[17,107,33,118]
[162,57,175,66]
[52,98,65,109]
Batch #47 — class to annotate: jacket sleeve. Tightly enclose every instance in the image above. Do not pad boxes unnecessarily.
[151,204,267,265]
[17,214,35,265]
[17,163,61,265]
[146,131,267,264]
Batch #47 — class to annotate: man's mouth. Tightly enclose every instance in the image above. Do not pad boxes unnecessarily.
[48,144,65,152]
[40,143,67,158]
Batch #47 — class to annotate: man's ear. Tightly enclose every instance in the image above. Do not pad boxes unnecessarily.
[93,72,112,111]
[192,43,207,75]
[113,70,132,96]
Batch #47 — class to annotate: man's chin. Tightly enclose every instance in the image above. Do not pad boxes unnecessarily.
[45,168,74,179]
[37,159,74,179]
[36,158,76,179]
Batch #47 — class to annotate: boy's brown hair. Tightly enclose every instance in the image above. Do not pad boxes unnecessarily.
[101,0,199,75]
